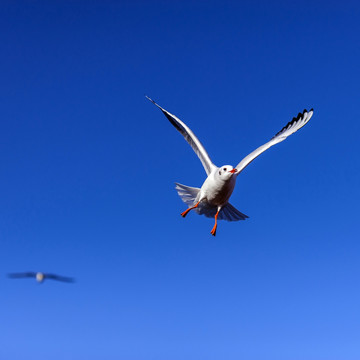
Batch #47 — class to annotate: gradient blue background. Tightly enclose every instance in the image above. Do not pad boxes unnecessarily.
[1,1,360,359]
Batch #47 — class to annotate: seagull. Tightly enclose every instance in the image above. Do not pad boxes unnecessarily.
[7,272,75,283]
[146,96,313,236]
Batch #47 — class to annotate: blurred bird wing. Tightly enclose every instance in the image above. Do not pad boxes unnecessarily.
[235,109,313,173]
[45,274,75,283]
[8,272,36,279]
[146,96,216,175]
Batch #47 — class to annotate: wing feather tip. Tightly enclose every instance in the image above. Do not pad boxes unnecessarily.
[145,95,157,105]
[273,107,313,139]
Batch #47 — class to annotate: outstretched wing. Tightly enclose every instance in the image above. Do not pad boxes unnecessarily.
[235,109,313,173]
[146,96,216,175]
[45,274,75,283]
[7,272,36,279]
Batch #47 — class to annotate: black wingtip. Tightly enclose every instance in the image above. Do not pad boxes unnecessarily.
[145,95,156,105]
[145,96,168,115]
[272,107,313,139]
[302,108,314,114]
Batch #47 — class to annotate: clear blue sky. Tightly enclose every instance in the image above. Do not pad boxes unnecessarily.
[1,1,360,359]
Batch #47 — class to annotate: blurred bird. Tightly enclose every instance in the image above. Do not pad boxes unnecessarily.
[7,272,75,283]
[146,96,313,236]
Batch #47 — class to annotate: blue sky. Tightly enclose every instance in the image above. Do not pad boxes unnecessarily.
[1,1,360,359]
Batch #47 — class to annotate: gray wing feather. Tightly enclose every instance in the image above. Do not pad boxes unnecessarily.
[175,183,200,206]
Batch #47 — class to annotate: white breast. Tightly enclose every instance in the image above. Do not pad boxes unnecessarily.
[200,172,237,206]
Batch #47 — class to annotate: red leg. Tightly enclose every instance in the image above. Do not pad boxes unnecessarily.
[210,210,220,236]
[181,201,200,218]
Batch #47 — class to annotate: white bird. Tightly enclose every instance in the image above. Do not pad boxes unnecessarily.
[146,96,313,236]
[7,272,75,283]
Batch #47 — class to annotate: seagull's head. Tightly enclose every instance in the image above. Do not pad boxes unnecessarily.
[36,272,45,283]
[217,165,237,181]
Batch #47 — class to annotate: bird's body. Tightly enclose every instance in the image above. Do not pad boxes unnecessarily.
[7,271,74,283]
[36,272,45,283]
[147,96,313,236]
[200,166,237,206]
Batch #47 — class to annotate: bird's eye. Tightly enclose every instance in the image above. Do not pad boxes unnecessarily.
[224,168,227,171]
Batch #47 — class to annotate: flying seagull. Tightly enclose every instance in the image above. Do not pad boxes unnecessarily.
[7,272,75,283]
[146,96,313,236]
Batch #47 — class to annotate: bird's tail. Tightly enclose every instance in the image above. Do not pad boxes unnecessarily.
[175,183,248,221]
[175,183,200,206]
[218,203,249,221]
[194,202,248,221]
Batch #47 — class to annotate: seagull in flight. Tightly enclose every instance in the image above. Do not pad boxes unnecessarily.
[7,272,75,283]
[146,96,313,236]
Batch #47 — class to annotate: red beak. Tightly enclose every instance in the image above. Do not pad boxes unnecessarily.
[229,168,237,174]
